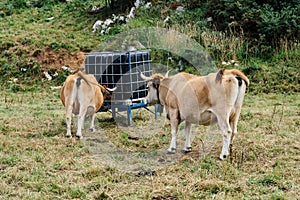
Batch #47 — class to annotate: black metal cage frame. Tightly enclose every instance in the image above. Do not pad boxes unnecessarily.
[85,50,155,125]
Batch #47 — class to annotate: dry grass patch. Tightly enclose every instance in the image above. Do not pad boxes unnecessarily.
[0,88,299,199]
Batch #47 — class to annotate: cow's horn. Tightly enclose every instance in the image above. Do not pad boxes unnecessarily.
[165,69,172,77]
[106,87,117,92]
[140,72,152,81]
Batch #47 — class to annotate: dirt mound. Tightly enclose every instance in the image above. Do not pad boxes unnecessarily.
[32,47,86,70]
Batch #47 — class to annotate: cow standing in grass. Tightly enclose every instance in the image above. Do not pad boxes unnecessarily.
[141,69,249,160]
[60,71,115,139]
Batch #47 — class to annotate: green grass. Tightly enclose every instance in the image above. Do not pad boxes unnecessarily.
[0,88,299,199]
[1,0,299,94]
[0,1,299,199]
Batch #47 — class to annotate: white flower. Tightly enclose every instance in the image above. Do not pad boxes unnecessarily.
[207,17,213,22]
[163,16,170,24]
[92,20,103,33]
[145,2,152,8]
[127,7,135,19]
[104,18,114,26]
[134,0,141,8]
[92,6,101,11]
[101,23,107,30]
[119,16,125,21]
[176,6,184,12]
[62,66,71,71]
[112,14,118,22]
[50,86,62,90]
[43,71,52,81]
[46,17,54,21]
[221,61,230,65]
[105,27,111,34]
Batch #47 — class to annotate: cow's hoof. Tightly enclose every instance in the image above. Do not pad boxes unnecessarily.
[89,128,95,132]
[66,135,72,138]
[183,147,192,154]
[219,154,227,160]
[76,135,83,140]
[167,148,176,154]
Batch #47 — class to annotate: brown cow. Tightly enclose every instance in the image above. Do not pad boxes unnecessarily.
[60,71,116,139]
[141,69,249,160]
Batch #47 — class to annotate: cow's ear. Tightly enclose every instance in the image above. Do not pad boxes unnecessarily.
[216,68,225,83]
[100,85,107,94]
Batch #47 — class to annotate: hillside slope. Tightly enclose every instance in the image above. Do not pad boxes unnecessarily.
[0,1,299,93]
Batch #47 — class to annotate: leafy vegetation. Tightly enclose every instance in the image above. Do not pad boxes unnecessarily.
[0,0,299,93]
[0,1,299,199]
[188,0,300,47]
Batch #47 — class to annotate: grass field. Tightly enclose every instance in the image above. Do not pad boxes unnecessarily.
[0,86,299,199]
[0,1,299,199]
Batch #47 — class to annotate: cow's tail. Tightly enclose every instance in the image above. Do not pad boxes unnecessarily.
[77,71,92,86]
[77,71,107,92]
[227,69,249,87]
[216,68,249,87]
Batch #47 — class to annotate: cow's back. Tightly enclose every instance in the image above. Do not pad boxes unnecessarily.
[160,72,195,108]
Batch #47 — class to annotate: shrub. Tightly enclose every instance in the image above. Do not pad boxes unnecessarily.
[205,0,300,51]
[257,4,300,45]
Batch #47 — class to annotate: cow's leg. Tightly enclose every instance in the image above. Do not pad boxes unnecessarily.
[76,115,84,139]
[229,119,235,154]
[230,107,242,146]
[168,125,178,153]
[183,121,192,153]
[214,112,232,160]
[219,118,232,160]
[167,109,179,154]
[66,105,73,137]
[163,107,171,127]
[231,84,246,145]
[229,113,239,153]
[87,106,96,132]
[229,103,244,154]
[221,128,232,160]
[89,113,96,132]
[76,107,87,139]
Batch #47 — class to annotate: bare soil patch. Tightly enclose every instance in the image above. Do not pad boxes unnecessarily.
[32,47,86,70]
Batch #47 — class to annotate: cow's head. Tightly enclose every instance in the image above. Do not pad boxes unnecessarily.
[100,85,117,100]
[140,72,164,105]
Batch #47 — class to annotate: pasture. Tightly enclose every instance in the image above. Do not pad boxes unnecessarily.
[0,87,299,199]
[0,0,299,199]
